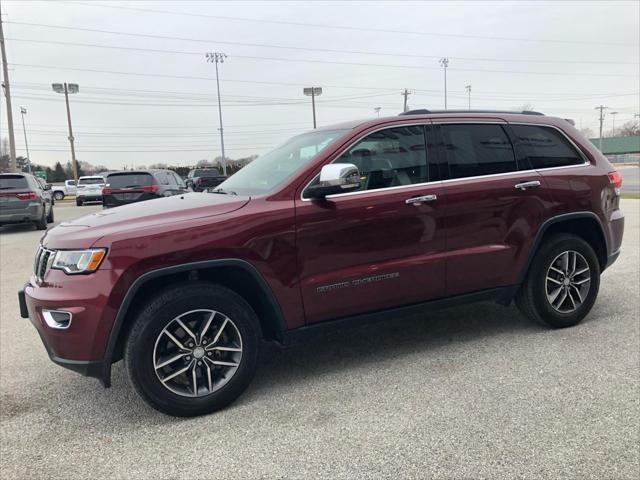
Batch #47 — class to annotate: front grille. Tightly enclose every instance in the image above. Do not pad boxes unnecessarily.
[33,245,55,283]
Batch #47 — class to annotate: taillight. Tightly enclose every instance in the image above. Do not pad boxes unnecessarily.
[607,171,622,189]
[142,184,159,193]
[102,188,112,195]
[16,192,37,200]
[195,178,203,185]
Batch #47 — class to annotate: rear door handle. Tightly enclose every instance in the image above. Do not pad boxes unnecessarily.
[514,180,541,190]
[405,194,437,205]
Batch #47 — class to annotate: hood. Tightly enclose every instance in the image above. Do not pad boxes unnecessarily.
[42,192,250,248]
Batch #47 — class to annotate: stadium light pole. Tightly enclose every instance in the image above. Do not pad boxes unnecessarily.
[206,52,227,175]
[439,57,449,110]
[19,107,31,172]
[52,83,79,181]
[303,87,322,128]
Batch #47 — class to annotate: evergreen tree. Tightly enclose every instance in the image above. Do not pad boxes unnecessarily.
[53,162,66,182]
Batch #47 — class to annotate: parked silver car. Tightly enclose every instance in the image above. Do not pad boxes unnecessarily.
[0,173,54,230]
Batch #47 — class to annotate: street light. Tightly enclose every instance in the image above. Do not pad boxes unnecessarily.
[610,111,619,136]
[439,57,449,110]
[52,82,79,181]
[205,52,227,176]
[465,85,471,110]
[19,107,31,172]
[374,107,382,117]
[303,87,322,129]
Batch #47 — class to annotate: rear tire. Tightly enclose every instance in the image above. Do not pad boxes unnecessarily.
[46,204,54,223]
[516,234,600,328]
[53,191,64,201]
[125,282,261,417]
[34,208,47,230]
[76,198,83,206]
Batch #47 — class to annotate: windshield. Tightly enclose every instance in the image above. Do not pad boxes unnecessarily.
[218,129,347,195]
[78,177,104,185]
[107,173,154,188]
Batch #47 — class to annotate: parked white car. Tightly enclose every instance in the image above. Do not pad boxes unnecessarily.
[76,176,105,206]
[51,179,77,200]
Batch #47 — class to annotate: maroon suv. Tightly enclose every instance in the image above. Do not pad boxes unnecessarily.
[19,110,624,416]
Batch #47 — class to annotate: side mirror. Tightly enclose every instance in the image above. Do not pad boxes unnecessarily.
[306,163,361,199]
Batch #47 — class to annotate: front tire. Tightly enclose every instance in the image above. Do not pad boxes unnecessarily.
[516,234,600,328]
[125,282,261,417]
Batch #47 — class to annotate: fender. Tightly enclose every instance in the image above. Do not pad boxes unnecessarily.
[99,259,287,387]
[515,211,608,287]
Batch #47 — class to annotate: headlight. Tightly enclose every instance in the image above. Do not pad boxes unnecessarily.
[51,249,107,274]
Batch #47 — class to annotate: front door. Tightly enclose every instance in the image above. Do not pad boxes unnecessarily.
[294,125,447,324]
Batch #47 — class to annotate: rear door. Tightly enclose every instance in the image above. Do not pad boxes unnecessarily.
[433,121,554,296]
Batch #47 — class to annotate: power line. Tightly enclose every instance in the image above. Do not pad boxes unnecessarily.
[6,30,638,66]
[59,1,638,47]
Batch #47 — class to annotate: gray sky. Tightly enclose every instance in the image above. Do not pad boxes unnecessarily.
[1,0,639,170]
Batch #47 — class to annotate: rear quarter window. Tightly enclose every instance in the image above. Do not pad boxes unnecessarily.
[511,124,584,169]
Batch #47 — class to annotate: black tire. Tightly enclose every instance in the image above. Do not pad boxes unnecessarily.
[46,204,54,223]
[76,198,83,206]
[53,191,64,201]
[516,234,600,328]
[125,282,261,417]
[34,207,47,230]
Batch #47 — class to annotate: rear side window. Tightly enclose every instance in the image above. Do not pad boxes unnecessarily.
[155,172,170,185]
[511,124,584,169]
[107,173,154,188]
[0,175,29,189]
[440,124,517,179]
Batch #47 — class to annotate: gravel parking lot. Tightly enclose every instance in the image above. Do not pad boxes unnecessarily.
[1,201,638,479]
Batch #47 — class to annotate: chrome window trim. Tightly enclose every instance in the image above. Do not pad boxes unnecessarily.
[299,120,589,202]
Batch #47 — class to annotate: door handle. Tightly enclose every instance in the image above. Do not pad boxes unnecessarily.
[405,194,437,205]
[514,180,541,190]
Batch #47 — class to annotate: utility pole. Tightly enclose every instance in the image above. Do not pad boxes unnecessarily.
[52,83,79,181]
[19,107,30,171]
[610,111,619,136]
[465,85,471,110]
[206,52,228,175]
[595,105,608,152]
[0,6,17,172]
[303,87,322,128]
[439,58,449,110]
[401,88,412,112]
[374,107,381,117]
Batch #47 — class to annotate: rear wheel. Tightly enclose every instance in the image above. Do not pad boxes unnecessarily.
[53,191,64,201]
[76,198,83,206]
[516,234,600,328]
[125,282,261,417]
[46,204,54,223]
[34,207,47,230]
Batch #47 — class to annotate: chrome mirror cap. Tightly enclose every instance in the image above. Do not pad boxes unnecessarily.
[318,163,360,189]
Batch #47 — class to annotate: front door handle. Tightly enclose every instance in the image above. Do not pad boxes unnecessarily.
[405,194,437,205]
[514,180,541,190]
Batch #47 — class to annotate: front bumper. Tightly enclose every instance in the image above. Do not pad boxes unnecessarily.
[19,270,116,386]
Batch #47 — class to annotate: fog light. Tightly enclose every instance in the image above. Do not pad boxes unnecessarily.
[42,310,72,329]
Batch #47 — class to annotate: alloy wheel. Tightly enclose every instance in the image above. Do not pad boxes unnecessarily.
[545,250,591,313]
[153,309,243,397]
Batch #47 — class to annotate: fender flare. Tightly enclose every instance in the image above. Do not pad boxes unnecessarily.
[515,211,608,287]
[99,259,287,386]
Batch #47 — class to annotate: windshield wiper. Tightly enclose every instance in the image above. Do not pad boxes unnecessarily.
[210,187,237,195]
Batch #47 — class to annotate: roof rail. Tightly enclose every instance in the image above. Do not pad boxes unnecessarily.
[399,109,545,116]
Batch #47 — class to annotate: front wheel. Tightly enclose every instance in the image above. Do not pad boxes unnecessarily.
[53,191,64,201]
[125,282,261,417]
[516,234,600,328]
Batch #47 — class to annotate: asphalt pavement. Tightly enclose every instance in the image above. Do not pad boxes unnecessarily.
[1,201,638,479]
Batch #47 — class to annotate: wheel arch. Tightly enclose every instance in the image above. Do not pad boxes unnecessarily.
[517,211,608,287]
[101,259,287,386]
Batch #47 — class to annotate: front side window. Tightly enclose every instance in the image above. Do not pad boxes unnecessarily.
[219,129,347,195]
[511,124,584,169]
[335,125,427,192]
[441,124,517,179]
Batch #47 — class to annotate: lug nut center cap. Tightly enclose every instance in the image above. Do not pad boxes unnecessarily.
[563,278,570,286]
[192,346,205,359]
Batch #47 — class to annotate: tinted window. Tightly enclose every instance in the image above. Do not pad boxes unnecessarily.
[155,172,170,185]
[107,173,154,188]
[0,175,29,189]
[171,172,186,187]
[511,124,584,169]
[78,177,104,185]
[336,125,427,192]
[194,169,221,177]
[441,124,517,179]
